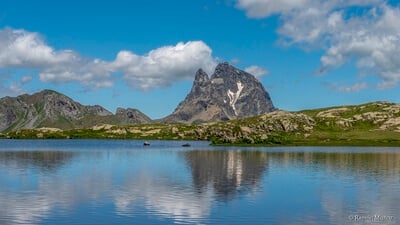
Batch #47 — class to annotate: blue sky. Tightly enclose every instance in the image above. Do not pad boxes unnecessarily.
[0,0,399,119]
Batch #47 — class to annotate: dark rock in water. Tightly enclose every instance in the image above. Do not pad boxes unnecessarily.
[162,62,275,123]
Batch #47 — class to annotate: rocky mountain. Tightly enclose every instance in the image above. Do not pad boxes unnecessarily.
[0,63,275,131]
[162,62,275,123]
[115,108,152,124]
[0,90,150,132]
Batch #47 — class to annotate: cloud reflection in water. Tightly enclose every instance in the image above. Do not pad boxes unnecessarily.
[0,146,399,225]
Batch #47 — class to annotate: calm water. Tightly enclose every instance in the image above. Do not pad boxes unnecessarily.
[0,140,399,225]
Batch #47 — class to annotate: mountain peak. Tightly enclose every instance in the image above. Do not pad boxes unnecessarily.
[215,62,232,70]
[115,108,151,124]
[194,68,209,83]
[35,89,62,96]
[162,63,275,123]
[212,62,237,79]
[41,89,58,94]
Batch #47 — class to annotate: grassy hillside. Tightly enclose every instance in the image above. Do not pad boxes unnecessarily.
[3,102,400,146]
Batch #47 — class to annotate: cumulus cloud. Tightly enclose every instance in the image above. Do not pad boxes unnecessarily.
[39,58,114,89]
[0,28,114,89]
[317,5,400,89]
[244,65,268,79]
[236,0,400,89]
[0,28,217,91]
[111,41,217,90]
[0,28,70,68]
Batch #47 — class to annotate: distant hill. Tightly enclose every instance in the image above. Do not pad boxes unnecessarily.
[162,62,275,123]
[0,90,151,132]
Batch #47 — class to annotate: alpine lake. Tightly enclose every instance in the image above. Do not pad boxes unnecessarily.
[0,139,398,225]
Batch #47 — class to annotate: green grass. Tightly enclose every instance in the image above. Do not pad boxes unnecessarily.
[6,124,400,146]
[4,101,400,146]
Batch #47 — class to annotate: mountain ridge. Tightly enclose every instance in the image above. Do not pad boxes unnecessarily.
[0,63,276,131]
[0,89,151,132]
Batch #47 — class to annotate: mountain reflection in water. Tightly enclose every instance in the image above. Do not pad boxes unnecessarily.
[0,151,74,172]
[0,142,399,225]
[184,150,268,201]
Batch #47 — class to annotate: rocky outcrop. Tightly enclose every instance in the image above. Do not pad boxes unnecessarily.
[162,62,275,123]
[315,102,400,131]
[201,110,316,144]
[115,108,151,124]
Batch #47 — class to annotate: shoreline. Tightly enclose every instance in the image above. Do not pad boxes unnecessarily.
[1,135,399,147]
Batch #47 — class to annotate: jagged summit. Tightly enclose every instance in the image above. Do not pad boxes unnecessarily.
[163,62,275,123]
[194,68,209,83]
[213,62,240,78]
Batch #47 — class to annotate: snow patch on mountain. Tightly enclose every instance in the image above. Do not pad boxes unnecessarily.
[227,82,244,116]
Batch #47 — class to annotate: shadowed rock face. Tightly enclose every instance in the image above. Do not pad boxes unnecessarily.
[163,62,275,123]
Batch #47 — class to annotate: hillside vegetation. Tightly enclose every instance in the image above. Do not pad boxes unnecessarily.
[2,102,400,146]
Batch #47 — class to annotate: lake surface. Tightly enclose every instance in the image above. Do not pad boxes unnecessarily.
[0,139,399,225]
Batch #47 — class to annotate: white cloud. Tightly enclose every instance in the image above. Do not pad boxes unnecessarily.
[230,58,240,64]
[0,28,70,68]
[328,82,368,93]
[8,82,25,94]
[236,0,400,89]
[236,0,311,18]
[0,82,24,96]
[39,58,114,89]
[0,28,114,89]
[244,65,268,79]
[0,75,31,96]
[0,28,217,91]
[21,75,32,84]
[275,0,383,46]
[318,5,400,89]
[111,41,217,90]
